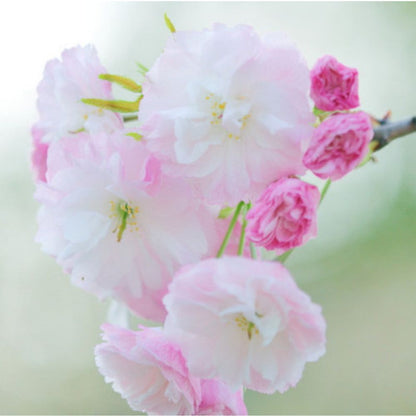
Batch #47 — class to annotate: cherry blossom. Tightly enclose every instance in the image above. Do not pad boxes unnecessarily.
[164,256,326,393]
[35,130,218,321]
[35,45,122,144]
[95,324,201,415]
[139,24,314,205]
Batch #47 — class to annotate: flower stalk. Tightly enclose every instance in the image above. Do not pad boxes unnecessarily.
[319,179,332,204]
[238,203,251,256]
[249,242,257,259]
[216,201,245,258]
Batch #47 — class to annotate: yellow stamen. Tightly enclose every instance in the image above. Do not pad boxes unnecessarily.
[109,200,140,242]
[234,314,260,340]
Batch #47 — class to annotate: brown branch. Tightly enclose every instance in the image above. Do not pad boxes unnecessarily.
[372,116,416,151]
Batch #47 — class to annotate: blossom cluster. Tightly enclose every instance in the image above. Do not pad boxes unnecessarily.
[32,22,374,415]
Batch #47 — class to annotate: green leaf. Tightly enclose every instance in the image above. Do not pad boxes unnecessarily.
[99,74,142,93]
[164,13,176,33]
[125,132,143,141]
[81,97,141,113]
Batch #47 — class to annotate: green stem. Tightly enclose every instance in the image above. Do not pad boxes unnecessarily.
[238,203,251,256]
[319,179,332,204]
[249,242,257,259]
[216,201,245,258]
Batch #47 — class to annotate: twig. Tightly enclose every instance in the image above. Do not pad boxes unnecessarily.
[372,116,416,151]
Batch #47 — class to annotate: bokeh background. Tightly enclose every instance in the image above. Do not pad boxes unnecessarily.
[1,1,416,414]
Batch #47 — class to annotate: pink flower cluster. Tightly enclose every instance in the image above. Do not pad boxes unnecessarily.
[305,55,374,181]
[31,24,374,415]
[95,256,325,413]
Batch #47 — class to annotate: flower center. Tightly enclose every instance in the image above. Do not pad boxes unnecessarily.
[206,93,226,126]
[205,93,250,141]
[235,314,260,340]
[109,200,139,242]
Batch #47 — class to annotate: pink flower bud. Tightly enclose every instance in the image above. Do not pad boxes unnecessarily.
[310,55,359,111]
[246,178,320,254]
[303,112,374,181]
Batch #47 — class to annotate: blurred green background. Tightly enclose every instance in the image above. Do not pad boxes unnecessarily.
[1,1,416,414]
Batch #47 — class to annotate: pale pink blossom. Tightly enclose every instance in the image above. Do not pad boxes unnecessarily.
[31,125,49,182]
[139,24,314,205]
[35,45,122,143]
[164,256,326,394]
[35,131,219,322]
[303,111,374,180]
[246,178,320,254]
[95,324,201,415]
[310,55,359,111]
[197,380,247,415]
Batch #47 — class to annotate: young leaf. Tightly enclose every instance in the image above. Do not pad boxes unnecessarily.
[164,13,176,33]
